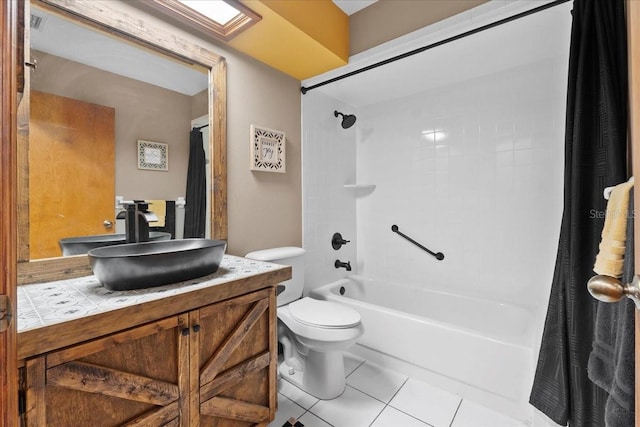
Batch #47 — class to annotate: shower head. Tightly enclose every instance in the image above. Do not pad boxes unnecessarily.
[334,110,357,129]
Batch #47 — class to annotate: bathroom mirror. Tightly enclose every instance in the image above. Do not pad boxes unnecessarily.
[17,0,227,284]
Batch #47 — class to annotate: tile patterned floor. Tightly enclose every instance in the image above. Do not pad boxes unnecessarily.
[270,354,527,427]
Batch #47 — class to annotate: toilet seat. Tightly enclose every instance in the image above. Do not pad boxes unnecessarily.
[289,297,361,328]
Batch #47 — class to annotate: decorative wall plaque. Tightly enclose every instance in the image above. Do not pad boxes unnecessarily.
[250,125,285,173]
[138,140,168,171]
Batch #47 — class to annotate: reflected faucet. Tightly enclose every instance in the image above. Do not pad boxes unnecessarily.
[335,260,352,271]
[121,202,158,243]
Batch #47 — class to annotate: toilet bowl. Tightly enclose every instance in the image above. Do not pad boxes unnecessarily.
[245,247,364,399]
[278,297,364,399]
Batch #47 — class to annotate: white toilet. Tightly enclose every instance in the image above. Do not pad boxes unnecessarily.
[245,247,364,399]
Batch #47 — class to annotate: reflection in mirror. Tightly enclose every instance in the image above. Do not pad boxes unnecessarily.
[18,0,227,284]
[29,4,210,259]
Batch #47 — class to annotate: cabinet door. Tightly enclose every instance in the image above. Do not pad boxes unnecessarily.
[191,288,277,427]
[24,315,190,427]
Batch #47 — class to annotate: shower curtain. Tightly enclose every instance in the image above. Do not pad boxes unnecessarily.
[184,128,207,238]
[529,0,628,426]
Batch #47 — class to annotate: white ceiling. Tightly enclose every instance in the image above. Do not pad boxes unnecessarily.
[306,1,573,108]
[332,0,378,15]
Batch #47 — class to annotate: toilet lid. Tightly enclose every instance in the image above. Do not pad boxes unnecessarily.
[289,298,361,328]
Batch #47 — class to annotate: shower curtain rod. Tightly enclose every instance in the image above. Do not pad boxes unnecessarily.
[300,0,571,94]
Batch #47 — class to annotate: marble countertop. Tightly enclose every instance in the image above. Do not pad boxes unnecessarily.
[17,255,281,333]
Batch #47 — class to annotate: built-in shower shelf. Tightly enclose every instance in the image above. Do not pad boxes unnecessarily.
[343,184,376,196]
[344,184,376,189]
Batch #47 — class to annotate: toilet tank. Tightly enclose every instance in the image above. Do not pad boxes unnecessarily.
[244,247,305,306]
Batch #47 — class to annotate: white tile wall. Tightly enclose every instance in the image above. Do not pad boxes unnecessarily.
[355,57,566,314]
[303,56,566,312]
[302,92,358,293]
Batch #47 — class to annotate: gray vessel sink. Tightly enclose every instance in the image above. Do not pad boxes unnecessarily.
[88,239,227,291]
[59,232,172,256]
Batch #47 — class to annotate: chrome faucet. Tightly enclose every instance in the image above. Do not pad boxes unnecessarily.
[335,260,352,271]
[122,202,158,243]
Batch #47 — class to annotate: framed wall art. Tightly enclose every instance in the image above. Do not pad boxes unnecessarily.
[250,124,286,173]
[137,140,168,171]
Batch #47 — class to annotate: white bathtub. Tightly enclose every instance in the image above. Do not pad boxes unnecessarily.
[311,276,535,421]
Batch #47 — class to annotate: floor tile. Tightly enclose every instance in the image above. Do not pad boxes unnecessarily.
[310,385,386,427]
[347,362,408,403]
[371,406,429,427]
[273,354,526,427]
[279,378,319,409]
[389,378,461,427]
[451,399,527,427]
[269,394,306,427]
[344,352,365,376]
[299,411,334,427]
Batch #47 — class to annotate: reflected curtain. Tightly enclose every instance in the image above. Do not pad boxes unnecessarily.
[184,128,206,238]
[529,0,628,426]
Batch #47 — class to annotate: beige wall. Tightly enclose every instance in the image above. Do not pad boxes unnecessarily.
[31,51,194,202]
[349,0,489,55]
[225,53,302,257]
[191,89,208,119]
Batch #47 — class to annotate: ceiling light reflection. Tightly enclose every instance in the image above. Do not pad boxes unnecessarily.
[421,129,447,143]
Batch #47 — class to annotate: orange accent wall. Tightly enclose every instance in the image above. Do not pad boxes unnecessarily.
[262,0,349,60]
[230,0,348,80]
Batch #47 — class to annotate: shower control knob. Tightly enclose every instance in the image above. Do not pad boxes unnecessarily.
[332,233,350,250]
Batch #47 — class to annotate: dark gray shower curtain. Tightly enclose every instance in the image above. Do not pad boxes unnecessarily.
[529,0,628,426]
[184,128,207,238]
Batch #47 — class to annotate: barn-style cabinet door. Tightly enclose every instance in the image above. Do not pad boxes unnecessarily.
[22,315,191,426]
[189,287,278,426]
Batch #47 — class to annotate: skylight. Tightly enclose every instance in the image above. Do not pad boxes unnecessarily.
[177,0,240,25]
[145,0,261,41]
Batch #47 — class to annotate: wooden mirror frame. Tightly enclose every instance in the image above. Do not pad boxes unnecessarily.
[17,0,227,284]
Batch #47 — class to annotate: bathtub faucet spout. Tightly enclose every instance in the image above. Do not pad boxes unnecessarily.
[335,260,352,271]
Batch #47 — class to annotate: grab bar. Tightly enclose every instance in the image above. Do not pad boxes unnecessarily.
[391,225,444,261]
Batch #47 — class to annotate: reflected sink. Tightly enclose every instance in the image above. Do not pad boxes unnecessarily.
[88,239,227,291]
[59,232,172,256]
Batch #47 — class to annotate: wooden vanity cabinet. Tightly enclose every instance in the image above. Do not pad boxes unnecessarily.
[21,287,277,427]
